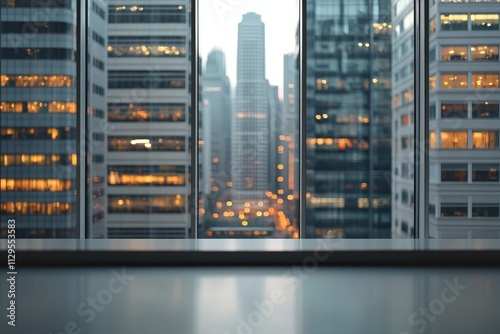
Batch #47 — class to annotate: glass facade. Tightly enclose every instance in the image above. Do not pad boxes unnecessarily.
[306,0,393,238]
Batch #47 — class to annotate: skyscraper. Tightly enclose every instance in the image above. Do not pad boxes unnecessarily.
[0,0,108,237]
[306,0,393,238]
[392,0,500,239]
[202,49,231,198]
[232,12,270,210]
[87,0,109,238]
[105,1,191,238]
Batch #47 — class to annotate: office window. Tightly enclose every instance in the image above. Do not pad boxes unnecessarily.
[108,195,185,213]
[1,202,73,215]
[441,73,468,89]
[441,164,468,182]
[108,166,186,186]
[441,103,467,118]
[471,46,499,61]
[472,73,499,89]
[108,36,187,58]
[1,128,76,140]
[108,103,186,122]
[430,131,437,149]
[429,75,437,90]
[430,16,436,33]
[472,164,499,182]
[430,104,436,120]
[440,131,468,149]
[440,202,469,218]
[107,136,186,152]
[471,14,499,30]
[1,75,73,88]
[472,131,498,149]
[108,5,187,24]
[0,179,72,192]
[0,0,72,8]
[472,195,500,218]
[440,14,468,31]
[401,115,410,126]
[441,46,467,61]
[108,71,186,89]
[472,102,499,118]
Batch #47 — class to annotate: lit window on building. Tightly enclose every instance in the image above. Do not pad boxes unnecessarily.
[441,46,467,61]
[440,131,468,149]
[472,73,499,89]
[472,131,498,149]
[440,73,468,89]
[440,14,468,31]
[471,14,499,31]
[471,46,499,61]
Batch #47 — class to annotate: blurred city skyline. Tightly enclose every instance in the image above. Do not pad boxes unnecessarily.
[199,0,299,99]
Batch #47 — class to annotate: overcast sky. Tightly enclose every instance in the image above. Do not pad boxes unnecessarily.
[199,0,299,99]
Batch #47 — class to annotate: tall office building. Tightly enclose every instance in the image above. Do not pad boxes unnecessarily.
[87,0,109,238]
[202,49,231,200]
[1,0,98,237]
[391,0,414,238]
[283,53,299,233]
[106,1,191,238]
[232,12,270,210]
[306,0,393,238]
[392,0,500,238]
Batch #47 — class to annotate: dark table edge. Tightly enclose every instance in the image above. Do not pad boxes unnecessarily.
[4,250,500,267]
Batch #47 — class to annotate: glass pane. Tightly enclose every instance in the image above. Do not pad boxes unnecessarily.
[306,0,401,238]
[1,0,78,238]
[471,46,499,61]
[429,1,500,239]
[440,46,468,61]
[199,0,300,238]
[103,1,192,238]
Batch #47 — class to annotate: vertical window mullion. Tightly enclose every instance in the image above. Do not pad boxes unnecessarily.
[414,0,429,239]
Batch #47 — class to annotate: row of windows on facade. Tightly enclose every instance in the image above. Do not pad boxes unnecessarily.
[107,44,186,58]
[1,154,77,166]
[429,131,499,149]
[1,179,72,192]
[431,14,500,32]
[1,75,72,88]
[1,101,187,122]
[429,102,499,119]
[0,0,71,8]
[108,5,187,24]
[431,45,499,62]
[396,163,499,183]
[1,127,76,140]
[437,163,499,182]
[430,73,499,89]
[429,202,500,218]
[1,195,186,215]
[396,131,499,151]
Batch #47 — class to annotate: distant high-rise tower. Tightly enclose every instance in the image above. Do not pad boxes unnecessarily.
[232,12,270,209]
[203,49,231,194]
